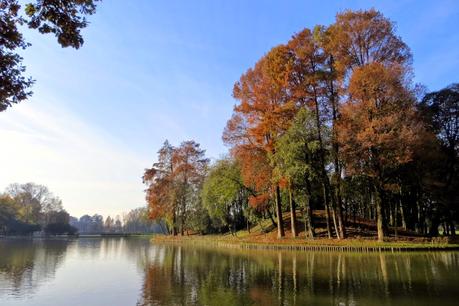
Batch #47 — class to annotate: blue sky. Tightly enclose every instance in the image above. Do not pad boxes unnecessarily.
[1,0,458,218]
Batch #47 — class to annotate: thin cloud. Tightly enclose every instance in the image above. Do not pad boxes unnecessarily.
[0,101,150,218]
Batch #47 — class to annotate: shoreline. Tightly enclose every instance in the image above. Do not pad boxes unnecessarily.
[0,233,155,239]
[152,235,459,252]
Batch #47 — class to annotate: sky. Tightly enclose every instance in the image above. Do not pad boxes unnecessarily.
[0,0,458,219]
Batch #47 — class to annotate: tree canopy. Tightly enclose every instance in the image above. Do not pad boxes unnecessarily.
[0,0,100,111]
[142,9,458,242]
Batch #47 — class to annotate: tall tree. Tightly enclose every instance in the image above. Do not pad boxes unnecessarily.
[419,84,459,233]
[143,140,178,234]
[288,28,340,238]
[273,108,326,238]
[201,157,248,234]
[143,140,209,235]
[420,84,459,185]
[326,9,411,77]
[172,140,209,235]
[337,62,423,241]
[224,45,296,238]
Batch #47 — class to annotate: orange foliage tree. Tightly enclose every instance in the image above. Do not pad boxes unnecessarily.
[143,141,177,234]
[337,62,424,241]
[287,27,340,238]
[143,140,209,235]
[223,45,296,238]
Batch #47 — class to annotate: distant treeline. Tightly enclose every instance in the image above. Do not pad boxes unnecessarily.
[143,9,458,241]
[0,183,76,235]
[0,182,164,236]
[70,207,165,234]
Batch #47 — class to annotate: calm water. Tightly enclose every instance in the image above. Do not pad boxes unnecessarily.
[0,238,458,306]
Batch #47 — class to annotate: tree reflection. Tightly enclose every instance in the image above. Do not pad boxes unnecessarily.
[0,239,70,297]
[137,245,459,306]
[1,239,457,305]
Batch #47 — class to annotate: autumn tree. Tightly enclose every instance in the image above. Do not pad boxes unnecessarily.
[0,0,100,111]
[143,140,178,234]
[172,140,209,235]
[143,140,209,235]
[326,9,411,77]
[337,62,423,241]
[288,9,413,240]
[224,45,296,238]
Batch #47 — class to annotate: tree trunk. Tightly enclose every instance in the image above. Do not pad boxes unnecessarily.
[267,209,277,228]
[399,198,407,231]
[328,55,346,239]
[442,222,448,236]
[172,210,177,236]
[324,178,341,239]
[429,217,439,237]
[304,195,315,239]
[450,221,456,237]
[311,81,335,239]
[389,202,394,227]
[394,201,398,239]
[376,188,385,242]
[323,184,332,239]
[334,189,346,238]
[416,199,423,235]
[289,187,297,238]
[180,198,185,236]
[331,205,340,239]
[275,185,285,238]
[160,222,168,235]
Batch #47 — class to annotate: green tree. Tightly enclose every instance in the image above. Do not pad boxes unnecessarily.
[201,157,248,234]
[274,108,327,238]
[0,194,18,233]
[419,83,459,234]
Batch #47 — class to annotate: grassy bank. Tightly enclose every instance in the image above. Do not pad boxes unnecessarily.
[152,217,459,252]
[153,234,459,252]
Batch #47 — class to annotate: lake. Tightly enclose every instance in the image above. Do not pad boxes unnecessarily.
[0,238,458,306]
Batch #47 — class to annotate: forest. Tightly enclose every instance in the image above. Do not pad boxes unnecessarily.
[143,9,458,242]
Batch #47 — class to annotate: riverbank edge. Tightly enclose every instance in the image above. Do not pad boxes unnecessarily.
[0,233,156,239]
[152,235,459,252]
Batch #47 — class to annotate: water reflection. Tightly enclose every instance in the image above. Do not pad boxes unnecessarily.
[0,239,69,298]
[0,238,458,306]
[138,244,459,306]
